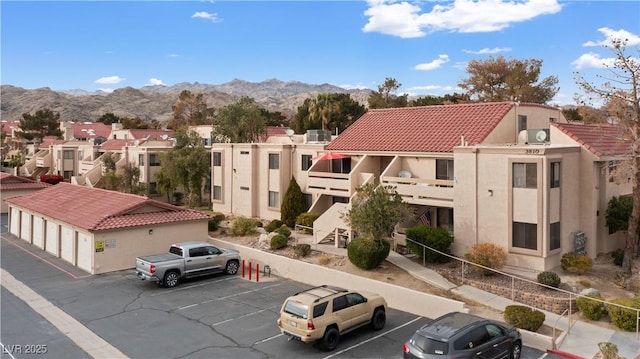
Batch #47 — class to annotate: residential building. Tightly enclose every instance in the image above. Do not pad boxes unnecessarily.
[0,172,50,213]
[211,102,633,272]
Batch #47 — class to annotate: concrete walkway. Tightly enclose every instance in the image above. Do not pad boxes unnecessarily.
[297,236,640,359]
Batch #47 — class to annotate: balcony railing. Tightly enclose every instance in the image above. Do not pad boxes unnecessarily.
[382,176,454,204]
[307,171,351,196]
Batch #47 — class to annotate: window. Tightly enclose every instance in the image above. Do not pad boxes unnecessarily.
[302,154,312,171]
[269,153,280,169]
[149,154,161,166]
[63,150,74,160]
[518,115,527,133]
[437,208,453,231]
[213,152,222,166]
[608,161,618,183]
[436,159,454,180]
[213,185,222,200]
[269,191,279,207]
[550,162,560,188]
[303,193,313,210]
[138,154,145,166]
[550,222,560,250]
[513,163,537,188]
[332,295,348,312]
[313,302,328,318]
[513,222,537,250]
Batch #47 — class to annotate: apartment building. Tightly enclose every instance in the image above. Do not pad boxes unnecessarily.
[211,102,633,272]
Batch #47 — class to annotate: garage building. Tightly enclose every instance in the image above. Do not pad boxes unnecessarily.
[5,182,212,274]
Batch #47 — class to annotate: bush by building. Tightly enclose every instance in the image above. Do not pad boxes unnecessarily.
[537,271,561,289]
[293,243,311,257]
[464,243,507,275]
[347,237,390,270]
[270,234,288,250]
[560,252,593,274]
[207,213,226,231]
[296,212,320,233]
[230,216,257,236]
[405,226,453,263]
[607,297,640,331]
[275,226,291,239]
[503,305,545,332]
[576,294,606,321]
[265,219,283,233]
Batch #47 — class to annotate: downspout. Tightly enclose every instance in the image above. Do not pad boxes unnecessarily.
[474,145,479,245]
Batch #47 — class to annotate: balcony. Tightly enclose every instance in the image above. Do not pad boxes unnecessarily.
[382,176,454,206]
[307,171,352,197]
[35,151,51,168]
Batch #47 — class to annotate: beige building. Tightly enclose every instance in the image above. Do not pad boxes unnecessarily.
[5,182,211,274]
[211,102,633,272]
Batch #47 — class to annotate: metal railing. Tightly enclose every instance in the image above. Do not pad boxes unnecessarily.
[404,237,640,339]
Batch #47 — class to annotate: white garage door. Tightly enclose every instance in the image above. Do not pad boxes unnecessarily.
[60,226,75,264]
[20,212,31,242]
[9,208,19,236]
[76,233,92,273]
[45,221,59,256]
[33,217,44,249]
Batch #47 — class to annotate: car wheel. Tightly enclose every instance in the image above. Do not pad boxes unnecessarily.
[510,341,522,359]
[370,309,386,330]
[224,260,239,275]
[163,271,180,288]
[320,327,340,351]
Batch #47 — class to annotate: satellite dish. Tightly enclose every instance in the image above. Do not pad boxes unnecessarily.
[285,129,294,136]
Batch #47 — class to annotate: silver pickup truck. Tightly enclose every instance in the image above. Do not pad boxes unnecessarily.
[135,241,240,288]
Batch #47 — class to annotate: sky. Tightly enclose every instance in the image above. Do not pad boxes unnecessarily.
[1,0,639,106]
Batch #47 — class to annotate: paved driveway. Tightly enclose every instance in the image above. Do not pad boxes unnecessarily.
[1,218,556,359]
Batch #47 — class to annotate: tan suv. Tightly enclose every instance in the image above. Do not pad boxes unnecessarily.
[277,285,387,351]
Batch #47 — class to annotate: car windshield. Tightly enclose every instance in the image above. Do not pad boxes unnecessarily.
[411,334,449,355]
[284,301,308,319]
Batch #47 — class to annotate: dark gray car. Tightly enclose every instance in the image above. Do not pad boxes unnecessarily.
[403,312,521,359]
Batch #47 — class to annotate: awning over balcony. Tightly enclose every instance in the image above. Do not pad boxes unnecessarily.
[312,152,348,161]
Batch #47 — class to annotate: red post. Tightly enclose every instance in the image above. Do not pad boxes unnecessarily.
[256,264,260,283]
[242,259,245,278]
[249,261,252,281]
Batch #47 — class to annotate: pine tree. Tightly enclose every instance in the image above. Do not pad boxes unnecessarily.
[281,177,307,227]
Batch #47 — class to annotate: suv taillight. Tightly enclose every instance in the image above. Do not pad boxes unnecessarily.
[150,264,155,274]
[307,319,315,330]
[403,343,409,353]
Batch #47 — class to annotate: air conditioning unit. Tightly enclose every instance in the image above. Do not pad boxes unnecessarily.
[527,129,550,144]
[306,129,332,143]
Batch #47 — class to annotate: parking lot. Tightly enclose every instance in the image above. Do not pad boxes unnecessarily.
[1,229,556,359]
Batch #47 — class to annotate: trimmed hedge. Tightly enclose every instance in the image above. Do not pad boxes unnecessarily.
[270,234,288,250]
[296,212,321,233]
[347,237,391,270]
[405,226,453,263]
[275,227,292,239]
[265,219,283,233]
[576,294,605,321]
[537,271,561,289]
[504,305,545,332]
[607,297,640,331]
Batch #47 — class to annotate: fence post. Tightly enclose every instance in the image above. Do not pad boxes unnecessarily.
[256,264,260,283]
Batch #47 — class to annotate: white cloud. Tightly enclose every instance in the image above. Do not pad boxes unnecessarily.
[407,85,443,91]
[363,0,562,38]
[453,61,468,70]
[463,47,512,54]
[168,53,180,58]
[192,11,223,23]
[94,76,125,85]
[583,27,640,47]
[414,54,450,71]
[97,88,115,93]
[571,53,617,70]
[146,78,165,86]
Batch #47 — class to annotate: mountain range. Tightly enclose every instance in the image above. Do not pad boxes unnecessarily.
[0,79,372,124]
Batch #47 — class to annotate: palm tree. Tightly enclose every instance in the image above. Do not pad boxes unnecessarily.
[309,93,336,130]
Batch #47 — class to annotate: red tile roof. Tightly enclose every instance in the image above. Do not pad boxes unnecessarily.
[0,173,51,191]
[100,139,144,151]
[72,122,111,139]
[326,102,517,153]
[552,122,632,157]
[1,120,20,135]
[38,139,68,148]
[128,129,173,140]
[4,182,211,231]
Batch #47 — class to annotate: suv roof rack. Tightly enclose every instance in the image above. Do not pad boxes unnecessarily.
[293,285,348,302]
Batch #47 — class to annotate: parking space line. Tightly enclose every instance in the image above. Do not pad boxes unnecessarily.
[210,305,279,326]
[254,333,284,345]
[321,316,422,359]
[150,276,238,296]
[175,283,285,310]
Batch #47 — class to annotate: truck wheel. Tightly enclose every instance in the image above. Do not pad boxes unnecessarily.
[370,308,386,330]
[224,260,239,275]
[319,327,339,351]
[163,271,180,288]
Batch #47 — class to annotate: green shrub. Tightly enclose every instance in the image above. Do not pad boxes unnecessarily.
[607,297,640,331]
[611,249,624,266]
[405,226,453,263]
[296,212,321,233]
[560,252,593,274]
[207,213,226,231]
[598,342,619,359]
[275,227,292,238]
[265,219,283,233]
[503,305,545,332]
[281,177,308,227]
[576,294,605,321]
[230,216,257,236]
[270,234,288,250]
[347,237,391,270]
[293,243,312,257]
[465,243,507,275]
[537,271,561,289]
